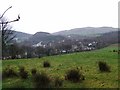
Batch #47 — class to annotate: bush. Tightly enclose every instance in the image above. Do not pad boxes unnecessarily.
[31,68,37,75]
[65,68,85,82]
[98,61,110,72]
[33,72,51,88]
[2,66,18,79]
[19,66,28,79]
[54,77,63,87]
[43,61,51,67]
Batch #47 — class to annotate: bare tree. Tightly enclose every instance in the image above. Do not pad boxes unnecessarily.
[0,6,20,59]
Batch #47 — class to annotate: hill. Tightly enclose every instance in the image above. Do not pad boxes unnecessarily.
[53,27,117,37]
[86,31,119,48]
[12,30,32,43]
[23,32,67,46]
[11,27,118,46]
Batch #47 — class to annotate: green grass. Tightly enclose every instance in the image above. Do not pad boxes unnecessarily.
[2,44,119,88]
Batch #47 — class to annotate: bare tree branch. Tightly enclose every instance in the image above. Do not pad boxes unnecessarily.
[0,6,12,19]
[0,6,20,24]
[0,15,20,24]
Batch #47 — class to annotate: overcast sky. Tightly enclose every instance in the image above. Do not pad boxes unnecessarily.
[0,0,119,34]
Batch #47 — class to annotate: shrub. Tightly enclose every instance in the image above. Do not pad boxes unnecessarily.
[65,68,85,82]
[43,61,51,67]
[113,50,117,52]
[2,66,18,79]
[19,66,28,79]
[54,77,63,87]
[98,61,110,72]
[31,68,37,75]
[33,72,51,88]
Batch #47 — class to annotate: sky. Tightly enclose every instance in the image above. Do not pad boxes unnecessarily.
[0,0,119,34]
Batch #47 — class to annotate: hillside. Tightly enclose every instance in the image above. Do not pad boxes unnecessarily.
[11,27,118,46]
[53,27,117,37]
[2,44,118,88]
[24,32,67,45]
[23,29,118,46]
[86,31,119,48]
[12,30,32,43]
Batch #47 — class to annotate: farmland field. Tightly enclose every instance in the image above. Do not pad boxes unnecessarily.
[2,44,119,88]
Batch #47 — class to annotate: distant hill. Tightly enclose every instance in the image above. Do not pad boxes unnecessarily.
[12,27,118,45]
[52,27,117,37]
[95,31,119,44]
[24,32,67,45]
[12,31,32,43]
[81,31,119,48]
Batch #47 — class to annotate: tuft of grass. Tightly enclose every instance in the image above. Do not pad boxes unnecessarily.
[65,68,85,83]
[98,61,111,72]
[33,72,51,88]
[43,61,51,68]
[31,68,37,75]
[11,84,25,89]
[54,76,63,87]
[19,66,28,79]
[2,66,18,79]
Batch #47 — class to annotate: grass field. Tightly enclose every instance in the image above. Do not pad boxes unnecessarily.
[2,44,119,88]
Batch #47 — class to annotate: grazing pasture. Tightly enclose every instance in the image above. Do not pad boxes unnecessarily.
[2,44,119,88]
